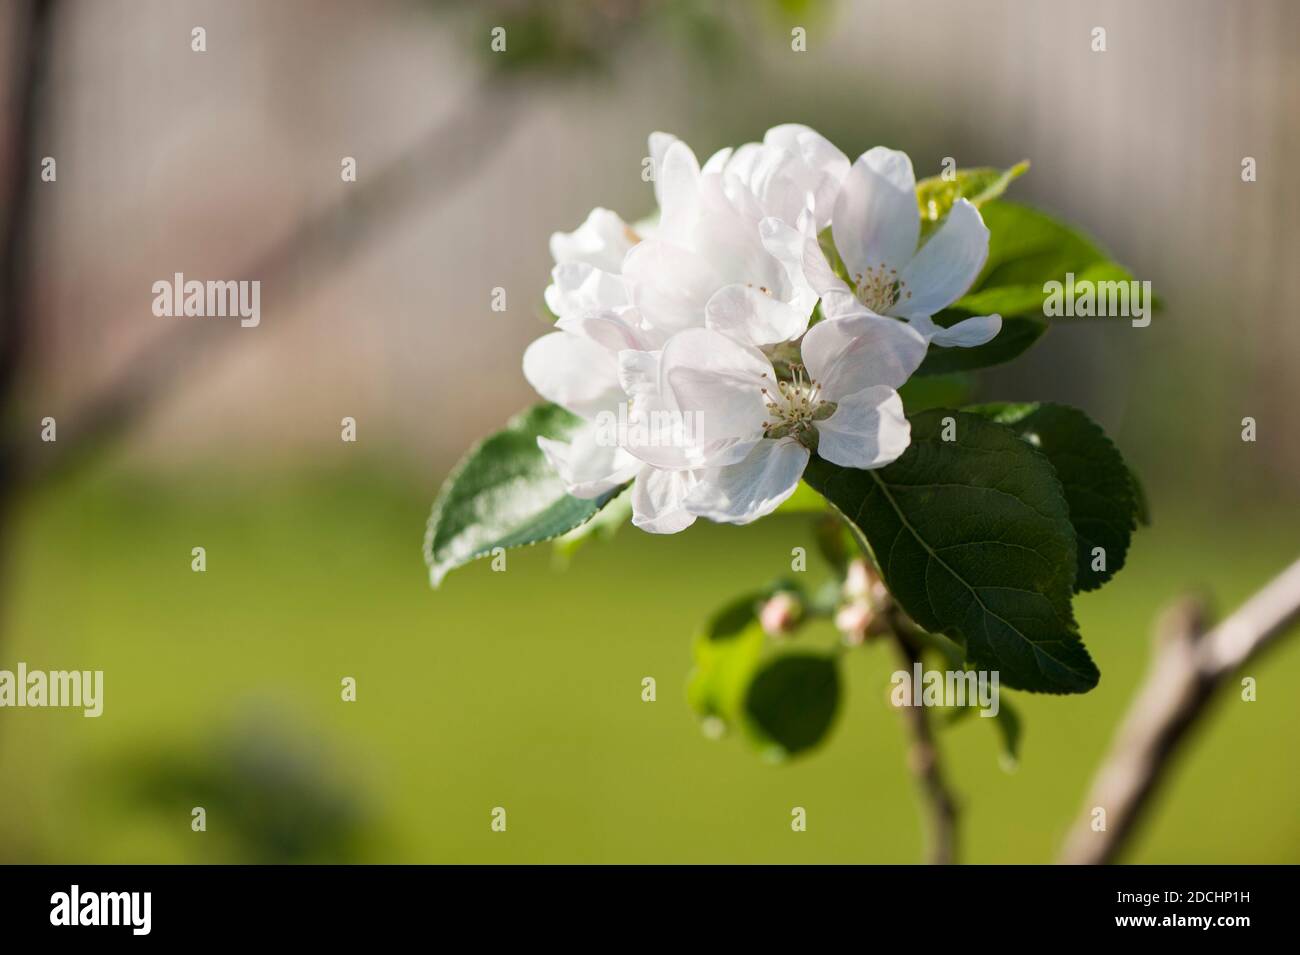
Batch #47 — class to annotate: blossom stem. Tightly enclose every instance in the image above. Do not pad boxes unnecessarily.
[888,612,961,865]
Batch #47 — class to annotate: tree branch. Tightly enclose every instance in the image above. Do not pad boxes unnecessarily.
[889,615,960,865]
[1059,556,1300,864]
[9,72,523,487]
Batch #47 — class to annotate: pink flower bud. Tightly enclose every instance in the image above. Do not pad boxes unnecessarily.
[759,591,802,637]
[835,602,873,645]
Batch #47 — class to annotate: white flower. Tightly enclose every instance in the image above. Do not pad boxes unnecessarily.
[718,124,850,230]
[524,133,995,536]
[795,146,1002,348]
[624,138,822,346]
[544,208,637,321]
[618,312,928,527]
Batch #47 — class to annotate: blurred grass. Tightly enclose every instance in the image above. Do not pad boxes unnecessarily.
[0,462,1296,863]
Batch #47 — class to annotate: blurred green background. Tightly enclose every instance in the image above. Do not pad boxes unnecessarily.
[2,465,1296,863]
[0,0,1296,863]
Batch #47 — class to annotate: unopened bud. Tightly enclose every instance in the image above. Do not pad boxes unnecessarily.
[835,601,873,646]
[760,591,803,637]
[843,558,878,601]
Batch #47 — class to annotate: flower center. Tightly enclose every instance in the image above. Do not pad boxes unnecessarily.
[761,364,833,443]
[853,263,911,314]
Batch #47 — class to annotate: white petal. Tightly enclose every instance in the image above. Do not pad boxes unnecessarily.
[800,313,928,398]
[549,207,637,273]
[701,146,733,175]
[656,139,702,241]
[686,440,810,525]
[723,142,764,183]
[740,145,812,228]
[763,124,849,229]
[690,177,789,292]
[631,467,698,534]
[814,386,910,470]
[648,132,680,206]
[760,217,851,323]
[555,310,644,352]
[617,347,660,403]
[522,331,623,419]
[617,344,758,471]
[831,147,919,278]
[705,284,810,347]
[622,239,723,334]
[907,312,1002,348]
[658,328,771,451]
[818,286,868,321]
[898,199,990,316]
[544,262,628,318]
[537,424,639,499]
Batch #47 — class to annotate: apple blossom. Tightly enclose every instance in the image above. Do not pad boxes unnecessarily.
[618,311,928,528]
[796,146,1003,348]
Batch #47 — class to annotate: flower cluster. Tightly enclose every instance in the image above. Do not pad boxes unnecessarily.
[523,125,1001,533]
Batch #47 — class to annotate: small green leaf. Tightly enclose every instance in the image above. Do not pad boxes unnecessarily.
[916,161,1029,238]
[944,693,1022,768]
[424,403,623,586]
[804,410,1099,694]
[743,654,841,760]
[968,402,1139,592]
[992,699,1022,769]
[687,597,767,727]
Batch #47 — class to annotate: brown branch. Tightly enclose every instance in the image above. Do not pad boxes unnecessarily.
[888,612,960,865]
[1059,556,1300,864]
[9,72,523,487]
[1,0,58,438]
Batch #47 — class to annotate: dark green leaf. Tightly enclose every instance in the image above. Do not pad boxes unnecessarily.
[424,403,623,586]
[743,654,841,759]
[916,315,1047,375]
[968,403,1139,591]
[553,487,631,562]
[898,371,975,412]
[804,410,1099,694]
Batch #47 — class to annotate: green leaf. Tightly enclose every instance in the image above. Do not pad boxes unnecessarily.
[915,315,1047,375]
[552,486,631,563]
[804,410,1099,694]
[424,403,624,586]
[916,201,1145,376]
[977,200,1115,288]
[992,698,1022,769]
[898,372,975,412]
[968,403,1139,592]
[743,654,841,760]
[1128,465,1152,526]
[916,161,1029,238]
[944,693,1022,769]
[686,596,767,726]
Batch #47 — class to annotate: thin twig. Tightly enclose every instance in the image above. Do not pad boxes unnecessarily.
[888,612,960,865]
[1059,556,1300,864]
